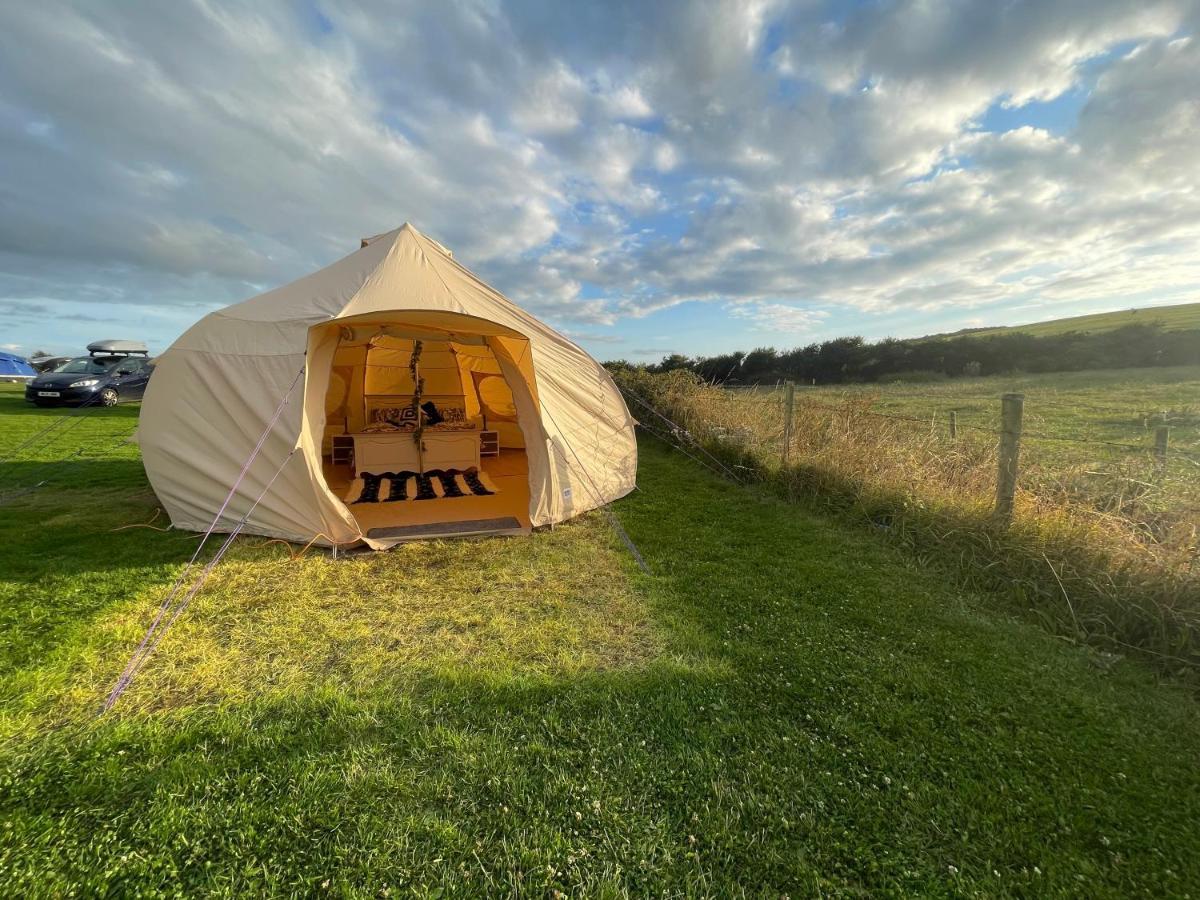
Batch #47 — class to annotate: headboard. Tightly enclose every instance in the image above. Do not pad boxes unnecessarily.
[364,394,469,427]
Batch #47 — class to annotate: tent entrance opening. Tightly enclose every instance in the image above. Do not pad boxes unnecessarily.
[319,323,532,539]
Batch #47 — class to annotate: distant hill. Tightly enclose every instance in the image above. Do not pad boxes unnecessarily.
[933,301,1200,339]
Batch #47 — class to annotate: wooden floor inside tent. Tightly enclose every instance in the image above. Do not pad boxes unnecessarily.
[322,450,532,543]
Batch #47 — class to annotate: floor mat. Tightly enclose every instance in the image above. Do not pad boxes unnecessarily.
[345,468,499,505]
[366,516,525,540]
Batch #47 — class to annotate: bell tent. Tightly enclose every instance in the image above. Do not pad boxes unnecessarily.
[138,224,637,549]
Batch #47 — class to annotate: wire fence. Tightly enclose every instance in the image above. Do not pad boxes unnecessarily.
[618,371,1200,673]
[725,382,1200,462]
[619,375,1200,570]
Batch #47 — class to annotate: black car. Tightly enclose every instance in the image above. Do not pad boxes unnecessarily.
[25,340,154,407]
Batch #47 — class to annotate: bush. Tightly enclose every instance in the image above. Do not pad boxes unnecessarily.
[611,325,1200,385]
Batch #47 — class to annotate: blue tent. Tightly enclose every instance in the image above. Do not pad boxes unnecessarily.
[0,350,36,379]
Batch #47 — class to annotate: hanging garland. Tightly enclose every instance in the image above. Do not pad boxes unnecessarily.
[409,339,424,446]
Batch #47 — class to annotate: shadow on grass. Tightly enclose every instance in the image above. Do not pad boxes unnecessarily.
[3,439,1200,895]
[683,430,1200,678]
[0,393,142,422]
[1,667,740,896]
[0,458,193,677]
[0,457,149,499]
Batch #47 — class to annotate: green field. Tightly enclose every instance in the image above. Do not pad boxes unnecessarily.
[2,383,1200,895]
[937,300,1200,339]
[790,365,1200,462]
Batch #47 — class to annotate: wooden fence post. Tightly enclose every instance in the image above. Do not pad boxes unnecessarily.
[949,410,958,441]
[994,393,1024,525]
[782,381,795,465]
[1154,425,1170,470]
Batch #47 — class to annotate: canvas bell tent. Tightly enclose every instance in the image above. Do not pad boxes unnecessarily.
[138,224,637,549]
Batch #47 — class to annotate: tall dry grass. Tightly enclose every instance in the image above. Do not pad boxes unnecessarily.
[617,369,1200,677]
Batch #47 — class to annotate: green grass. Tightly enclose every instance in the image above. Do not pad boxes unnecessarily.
[2,385,1200,895]
[790,365,1200,469]
[702,367,1200,668]
[937,300,1200,338]
[788,366,1200,536]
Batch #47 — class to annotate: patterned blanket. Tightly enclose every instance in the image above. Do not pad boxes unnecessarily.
[345,468,498,504]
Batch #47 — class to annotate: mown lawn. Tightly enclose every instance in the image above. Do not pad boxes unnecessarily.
[1,385,1199,896]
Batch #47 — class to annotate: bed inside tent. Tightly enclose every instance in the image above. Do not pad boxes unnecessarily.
[312,312,536,541]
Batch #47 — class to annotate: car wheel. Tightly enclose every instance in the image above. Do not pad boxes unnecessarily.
[99,387,119,407]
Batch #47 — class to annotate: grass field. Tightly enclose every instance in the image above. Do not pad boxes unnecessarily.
[621,366,1200,672]
[936,300,1200,338]
[2,384,1200,895]
[776,367,1200,547]
[790,365,1200,474]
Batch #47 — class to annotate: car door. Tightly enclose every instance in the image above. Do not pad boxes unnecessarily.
[112,359,150,400]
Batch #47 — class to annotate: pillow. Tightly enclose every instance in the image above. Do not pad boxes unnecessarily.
[371,405,417,427]
[420,400,444,425]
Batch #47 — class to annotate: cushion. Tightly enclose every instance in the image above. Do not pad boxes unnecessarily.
[420,400,444,425]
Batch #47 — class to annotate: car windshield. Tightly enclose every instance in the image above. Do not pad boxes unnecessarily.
[52,357,117,375]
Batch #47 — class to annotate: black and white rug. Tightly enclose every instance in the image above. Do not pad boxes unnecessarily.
[345,468,499,505]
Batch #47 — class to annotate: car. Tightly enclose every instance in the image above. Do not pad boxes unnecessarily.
[28,354,71,373]
[24,340,154,407]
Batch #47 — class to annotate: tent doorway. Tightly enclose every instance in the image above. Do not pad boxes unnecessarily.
[312,312,539,541]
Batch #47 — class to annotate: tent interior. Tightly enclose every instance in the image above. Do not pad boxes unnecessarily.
[315,313,535,541]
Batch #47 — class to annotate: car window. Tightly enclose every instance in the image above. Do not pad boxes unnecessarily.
[52,357,118,375]
[115,360,142,374]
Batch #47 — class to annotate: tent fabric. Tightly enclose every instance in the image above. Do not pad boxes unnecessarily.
[137,224,637,549]
[0,351,35,379]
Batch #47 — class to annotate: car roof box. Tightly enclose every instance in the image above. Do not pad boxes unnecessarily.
[87,339,149,356]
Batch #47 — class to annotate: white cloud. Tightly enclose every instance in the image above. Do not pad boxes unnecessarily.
[730,303,831,334]
[601,84,655,120]
[0,0,1197,353]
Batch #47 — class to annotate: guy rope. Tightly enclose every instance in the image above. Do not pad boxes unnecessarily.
[102,366,305,713]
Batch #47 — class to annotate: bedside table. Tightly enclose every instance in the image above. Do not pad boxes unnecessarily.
[331,435,355,467]
[479,430,500,457]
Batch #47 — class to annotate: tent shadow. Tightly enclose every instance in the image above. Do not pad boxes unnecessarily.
[1,663,744,893]
[3,401,143,422]
[0,457,150,501]
[0,458,194,678]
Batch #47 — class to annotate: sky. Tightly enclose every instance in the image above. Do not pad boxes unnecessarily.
[1,0,1198,363]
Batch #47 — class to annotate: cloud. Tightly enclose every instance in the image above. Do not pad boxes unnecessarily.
[560,329,625,345]
[729,303,831,334]
[0,0,1197,354]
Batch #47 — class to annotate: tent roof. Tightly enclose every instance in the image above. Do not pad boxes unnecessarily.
[213,224,484,325]
[169,223,592,365]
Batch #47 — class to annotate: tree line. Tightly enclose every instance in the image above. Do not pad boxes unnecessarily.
[606,323,1200,385]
